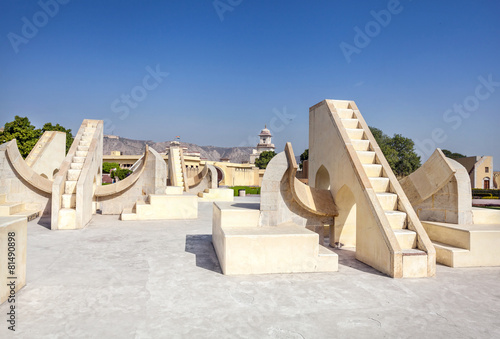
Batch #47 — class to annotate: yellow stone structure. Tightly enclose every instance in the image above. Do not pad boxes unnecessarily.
[400,149,500,267]
[213,99,436,278]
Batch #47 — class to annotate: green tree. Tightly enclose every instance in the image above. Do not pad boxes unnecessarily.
[442,149,466,159]
[110,168,132,180]
[299,149,309,169]
[255,151,277,169]
[388,134,421,177]
[103,162,120,174]
[369,127,421,177]
[42,123,74,154]
[0,116,41,158]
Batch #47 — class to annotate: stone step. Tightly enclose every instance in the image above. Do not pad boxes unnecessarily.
[134,200,146,213]
[341,118,359,129]
[73,157,86,163]
[394,229,417,250]
[337,108,354,119]
[0,194,5,204]
[402,249,427,256]
[165,186,184,195]
[385,210,407,229]
[77,145,89,152]
[79,140,90,146]
[363,164,383,177]
[317,245,339,272]
[120,208,137,221]
[58,208,76,229]
[62,194,76,209]
[357,151,377,164]
[369,177,390,193]
[12,209,40,222]
[0,202,25,216]
[431,241,469,268]
[75,151,88,157]
[377,192,398,210]
[65,181,77,194]
[421,221,471,250]
[401,249,428,278]
[67,169,81,181]
[70,163,83,170]
[345,128,365,140]
[352,139,371,151]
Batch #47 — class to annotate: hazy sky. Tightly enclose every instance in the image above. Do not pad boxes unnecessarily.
[1,0,499,169]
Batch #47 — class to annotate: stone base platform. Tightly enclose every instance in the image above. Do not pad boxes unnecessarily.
[121,194,198,221]
[423,221,500,267]
[472,207,500,224]
[1,216,27,305]
[212,202,338,275]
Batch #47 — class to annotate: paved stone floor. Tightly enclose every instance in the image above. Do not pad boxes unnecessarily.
[2,197,500,338]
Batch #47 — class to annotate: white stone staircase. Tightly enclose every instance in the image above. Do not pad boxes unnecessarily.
[0,194,40,222]
[170,147,184,187]
[338,107,428,275]
[58,125,96,229]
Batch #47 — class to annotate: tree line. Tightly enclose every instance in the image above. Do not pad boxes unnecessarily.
[0,116,73,158]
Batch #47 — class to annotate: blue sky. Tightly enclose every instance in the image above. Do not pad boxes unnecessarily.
[1,0,499,169]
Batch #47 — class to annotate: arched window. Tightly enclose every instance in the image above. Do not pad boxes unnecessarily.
[315,165,331,190]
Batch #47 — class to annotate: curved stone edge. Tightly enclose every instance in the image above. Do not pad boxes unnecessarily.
[95,145,150,197]
[187,164,209,188]
[5,139,53,194]
[399,149,456,206]
[284,142,338,217]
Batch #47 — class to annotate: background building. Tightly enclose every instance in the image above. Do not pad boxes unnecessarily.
[249,125,275,164]
[455,156,494,189]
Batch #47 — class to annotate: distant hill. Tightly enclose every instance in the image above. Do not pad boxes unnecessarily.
[103,136,255,163]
